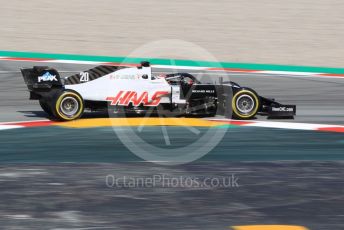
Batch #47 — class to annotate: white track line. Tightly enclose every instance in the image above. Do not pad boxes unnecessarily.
[207,118,344,132]
[0,119,49,125]
[244,121,330,130]
[0,125,23,130]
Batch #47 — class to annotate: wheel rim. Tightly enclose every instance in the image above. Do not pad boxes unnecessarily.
[60,97,79,116]
[236,94,255,114]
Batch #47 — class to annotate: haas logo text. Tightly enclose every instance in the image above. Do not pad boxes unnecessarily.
[106,91,169,106]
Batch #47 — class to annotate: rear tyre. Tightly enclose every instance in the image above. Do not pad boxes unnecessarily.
[232,89,260,119]
[52,90,84,121]
[39,100,53,116]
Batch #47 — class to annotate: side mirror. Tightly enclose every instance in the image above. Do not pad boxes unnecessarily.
[141,61,150,67]
[142,74,148,79]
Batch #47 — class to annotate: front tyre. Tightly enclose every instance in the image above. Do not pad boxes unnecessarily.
[232,89,260,119]
[52,91,84,121]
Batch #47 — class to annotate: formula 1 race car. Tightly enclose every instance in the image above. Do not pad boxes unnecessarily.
[21,61,296,121]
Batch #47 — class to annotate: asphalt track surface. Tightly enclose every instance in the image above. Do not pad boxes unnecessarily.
[1,60,344,229]
[0,162,343,230]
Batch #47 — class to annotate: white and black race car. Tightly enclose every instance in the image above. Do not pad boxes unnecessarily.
[21,61,296,121]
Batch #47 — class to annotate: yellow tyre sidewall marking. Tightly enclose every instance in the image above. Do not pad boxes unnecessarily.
[55,92,84,120]
[232,90,259,119]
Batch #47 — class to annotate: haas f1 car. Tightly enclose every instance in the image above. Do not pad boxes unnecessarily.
[21,61,296,121]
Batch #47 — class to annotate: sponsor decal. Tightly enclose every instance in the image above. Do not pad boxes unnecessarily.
[192,89,215,93]
[109,74,141,80]
[106,91,169,106]
[38,72,57,83]
[271,106,294,112]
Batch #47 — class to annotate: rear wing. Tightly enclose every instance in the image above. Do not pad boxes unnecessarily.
[20,66,63,91]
